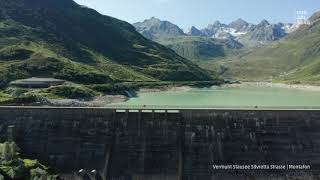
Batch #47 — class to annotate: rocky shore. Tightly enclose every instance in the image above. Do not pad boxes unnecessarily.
[41,95,128,107]
[139,85,193,93]
[223,82,320,91]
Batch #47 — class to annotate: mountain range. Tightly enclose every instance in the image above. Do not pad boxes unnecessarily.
[134,13,320,85]
[0,0,216,89]
[134,17,296,46]
[203,12,320,85]
[133,17,297,61]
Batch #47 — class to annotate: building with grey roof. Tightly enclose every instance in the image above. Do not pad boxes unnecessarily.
[10,77,65,88]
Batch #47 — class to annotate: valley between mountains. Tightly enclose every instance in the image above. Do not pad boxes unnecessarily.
[134,13,320,85]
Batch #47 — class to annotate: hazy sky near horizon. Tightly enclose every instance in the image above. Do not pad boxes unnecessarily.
[74,0,320,29]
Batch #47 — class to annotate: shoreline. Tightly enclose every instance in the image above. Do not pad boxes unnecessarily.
[44,94,128,107]
[139,82,320,93]
[36,81,320,107]
[223,82,320,91]
[139,85,194,93]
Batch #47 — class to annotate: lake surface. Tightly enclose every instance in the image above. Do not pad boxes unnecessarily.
[109,84,320,109]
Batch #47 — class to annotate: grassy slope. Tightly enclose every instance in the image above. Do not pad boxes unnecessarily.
[202,13,320,85]
[0,0,215,90]
[156,36,242,62]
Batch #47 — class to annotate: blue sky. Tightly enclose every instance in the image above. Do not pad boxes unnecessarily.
[74,0,320,29]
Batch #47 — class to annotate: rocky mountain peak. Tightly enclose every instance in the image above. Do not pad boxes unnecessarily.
[213,20,222,25]
[228,18,251,33]
[187,26,203,36]
[229,18,249,27]
[133,17,185,39]
[258,19,270,27]
[148,17,161,23]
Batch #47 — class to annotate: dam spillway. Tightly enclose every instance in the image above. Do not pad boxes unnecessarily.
[0,107,320,179]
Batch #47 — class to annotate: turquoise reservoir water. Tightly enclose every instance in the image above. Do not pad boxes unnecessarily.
[109,84,320,109]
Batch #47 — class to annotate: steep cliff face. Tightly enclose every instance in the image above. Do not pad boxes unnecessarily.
[0,108,319,180]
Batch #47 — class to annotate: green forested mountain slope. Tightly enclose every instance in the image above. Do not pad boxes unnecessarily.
[0,0,214,88]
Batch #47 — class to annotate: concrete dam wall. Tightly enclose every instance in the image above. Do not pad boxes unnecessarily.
[0,107,320,180]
